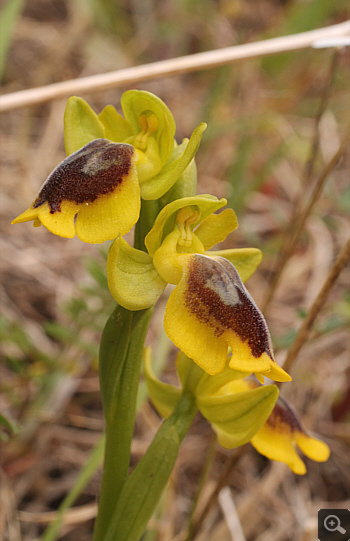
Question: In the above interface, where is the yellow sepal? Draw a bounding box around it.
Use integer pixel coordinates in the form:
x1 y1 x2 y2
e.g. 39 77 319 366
107 237 166 310
64 96 105 156
198 384 279 448
209 248 262 283
144 348 181 419
98 105 133 142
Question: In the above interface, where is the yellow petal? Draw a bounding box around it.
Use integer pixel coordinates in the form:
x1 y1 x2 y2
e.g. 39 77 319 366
295 433 330 463
121 90 176 165
74 168 140 243
195 209 238 250
164 270 228 375
140 123 206 200
251 424 307 475
37 200 77 238
12 206 42 225
12 201 77 238
107 237 166 310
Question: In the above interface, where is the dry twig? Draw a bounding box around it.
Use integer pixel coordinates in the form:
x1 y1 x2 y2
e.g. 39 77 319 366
0 22 349 112
282 237 350 375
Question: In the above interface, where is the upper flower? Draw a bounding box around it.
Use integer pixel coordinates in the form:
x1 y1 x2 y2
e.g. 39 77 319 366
64 90 206 200
144 351 330 475
12 90 206 243
107 195 291 382
12 139 140 243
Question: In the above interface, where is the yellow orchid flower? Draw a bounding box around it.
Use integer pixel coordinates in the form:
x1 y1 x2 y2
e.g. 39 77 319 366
12 91 206 243
144 351 330 474
108 195 290 381
65 91 206 200
12 139 140 244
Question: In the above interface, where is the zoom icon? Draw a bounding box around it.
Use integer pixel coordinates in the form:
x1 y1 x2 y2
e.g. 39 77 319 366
318 509 349 541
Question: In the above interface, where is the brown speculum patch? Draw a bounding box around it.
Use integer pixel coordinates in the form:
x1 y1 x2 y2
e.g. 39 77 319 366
33 139 134 213
266 396 303 432
185 255 273 360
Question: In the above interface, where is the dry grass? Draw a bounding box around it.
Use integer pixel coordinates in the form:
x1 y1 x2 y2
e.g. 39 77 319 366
0 1 349 540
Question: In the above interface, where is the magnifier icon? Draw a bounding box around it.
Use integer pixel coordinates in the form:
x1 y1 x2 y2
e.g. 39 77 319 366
324 515 346 534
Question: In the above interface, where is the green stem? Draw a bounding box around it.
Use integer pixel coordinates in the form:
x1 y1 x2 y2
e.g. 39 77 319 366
134 198 161 251
93 306 152 541
105 390 197 541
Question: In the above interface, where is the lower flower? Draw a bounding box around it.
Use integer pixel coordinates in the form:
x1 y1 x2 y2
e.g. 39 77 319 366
250 394 330 475
144 351 330 475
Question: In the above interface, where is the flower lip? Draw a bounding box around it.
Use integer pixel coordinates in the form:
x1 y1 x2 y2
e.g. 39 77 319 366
33 139 134 213
185 254 274 360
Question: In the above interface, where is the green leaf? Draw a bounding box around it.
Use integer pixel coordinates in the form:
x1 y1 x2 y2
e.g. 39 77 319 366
94 306 153 541
104 391 197 541
107 237 166 311
64 96 105 155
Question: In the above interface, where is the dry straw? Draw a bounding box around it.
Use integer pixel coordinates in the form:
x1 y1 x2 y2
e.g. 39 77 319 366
0 21 349 112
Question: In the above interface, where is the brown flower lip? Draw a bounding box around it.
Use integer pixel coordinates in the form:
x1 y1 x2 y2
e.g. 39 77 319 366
185 255 274 360
33 139 134 213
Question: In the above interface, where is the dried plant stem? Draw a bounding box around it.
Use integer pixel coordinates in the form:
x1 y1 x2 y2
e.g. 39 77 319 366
262 51 340 314
187 446 248 541
262 129 350 312
0 22 349 112
303 49 340 183
282 237 350 375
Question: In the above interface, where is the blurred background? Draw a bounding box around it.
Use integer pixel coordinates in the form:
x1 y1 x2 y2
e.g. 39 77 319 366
0 1 349 540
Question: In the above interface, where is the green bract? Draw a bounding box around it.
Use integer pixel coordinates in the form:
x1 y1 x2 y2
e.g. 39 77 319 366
63 90 206 200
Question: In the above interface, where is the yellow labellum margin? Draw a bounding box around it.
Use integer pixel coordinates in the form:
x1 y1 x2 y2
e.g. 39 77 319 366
251 395 330 475
164 253 291 381
12 140 140 244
